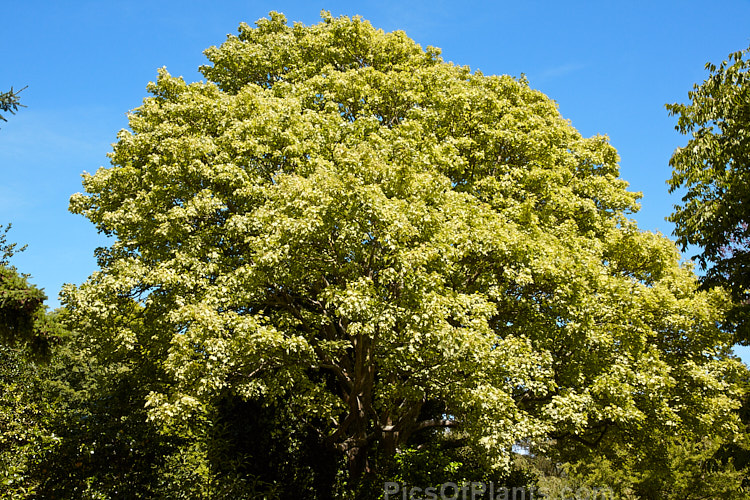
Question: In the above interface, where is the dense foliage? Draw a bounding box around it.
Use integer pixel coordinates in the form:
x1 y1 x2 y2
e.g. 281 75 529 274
1 13 748 499
59 12 748 496
667 44 750 342
0 224 63 358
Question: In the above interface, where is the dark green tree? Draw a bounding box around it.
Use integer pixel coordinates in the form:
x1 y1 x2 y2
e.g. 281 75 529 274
0 225 61 497
0 86 25 124
667 44 750 342
0 224 64 358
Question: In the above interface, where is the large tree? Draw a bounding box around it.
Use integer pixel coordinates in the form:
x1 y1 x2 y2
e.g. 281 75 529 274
667 44 750 342
65 12 744 488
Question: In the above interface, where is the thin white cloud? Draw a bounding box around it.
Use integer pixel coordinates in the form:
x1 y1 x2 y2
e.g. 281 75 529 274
536 62 587 80
0 108 116 164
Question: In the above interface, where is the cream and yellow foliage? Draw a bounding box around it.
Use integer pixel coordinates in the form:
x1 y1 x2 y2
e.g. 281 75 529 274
64 12 744 476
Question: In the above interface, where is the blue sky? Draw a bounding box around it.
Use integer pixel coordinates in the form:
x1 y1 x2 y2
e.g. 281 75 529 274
2 1 750 359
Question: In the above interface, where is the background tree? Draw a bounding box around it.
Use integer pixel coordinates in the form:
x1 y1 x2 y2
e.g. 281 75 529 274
0 224 64 357
65 12 746 494
0 86 25 124
0 225 62 497
667 44 750 342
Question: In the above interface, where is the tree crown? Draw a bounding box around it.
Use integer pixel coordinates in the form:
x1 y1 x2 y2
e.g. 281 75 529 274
66 12 745 482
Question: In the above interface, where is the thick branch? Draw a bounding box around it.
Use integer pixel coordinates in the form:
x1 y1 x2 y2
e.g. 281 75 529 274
550 420 612 449
413 418 460 432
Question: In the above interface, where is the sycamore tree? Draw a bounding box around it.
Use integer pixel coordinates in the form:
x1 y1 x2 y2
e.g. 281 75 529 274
64 12 745 486
667 44 750 342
